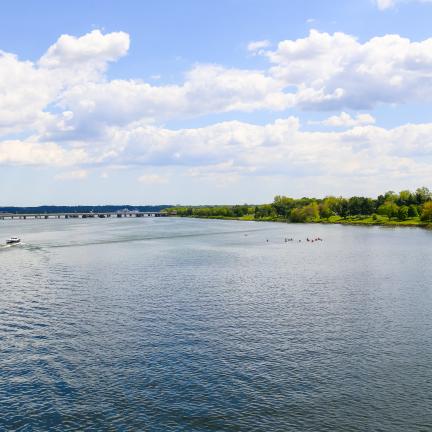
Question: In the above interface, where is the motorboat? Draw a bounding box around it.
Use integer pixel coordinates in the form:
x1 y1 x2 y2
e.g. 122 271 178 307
6 237 21 245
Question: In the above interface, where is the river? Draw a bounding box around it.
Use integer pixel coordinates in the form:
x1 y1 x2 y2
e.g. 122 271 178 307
1 217 431 431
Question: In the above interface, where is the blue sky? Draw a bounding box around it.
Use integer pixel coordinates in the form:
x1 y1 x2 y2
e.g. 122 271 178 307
1 0 432 205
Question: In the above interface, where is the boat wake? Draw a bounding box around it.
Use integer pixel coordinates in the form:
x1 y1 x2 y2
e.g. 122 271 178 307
0 242 25 251
47 228 263 249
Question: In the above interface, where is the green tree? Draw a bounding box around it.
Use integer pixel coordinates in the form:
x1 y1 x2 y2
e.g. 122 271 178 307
384 191 398 202
254 204 275 219
319 200 333 219
302 201 320 221
398 190 415 206
290 202 319 222
290 207 307 222
376 194 386 208
408 204 419 218
329 197 349 218
232 205 249 217
272 196 295 218
420 201 432 222
416 187 432 204
377 201 399 219
397 206 409 221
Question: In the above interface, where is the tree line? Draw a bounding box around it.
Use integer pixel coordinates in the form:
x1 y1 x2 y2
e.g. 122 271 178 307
170 187 432 223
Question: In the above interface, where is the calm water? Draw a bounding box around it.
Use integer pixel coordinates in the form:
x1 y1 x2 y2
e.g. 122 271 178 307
1 217 432 431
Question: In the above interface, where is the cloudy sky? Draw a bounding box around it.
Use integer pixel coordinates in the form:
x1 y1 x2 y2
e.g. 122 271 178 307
1 0 432 205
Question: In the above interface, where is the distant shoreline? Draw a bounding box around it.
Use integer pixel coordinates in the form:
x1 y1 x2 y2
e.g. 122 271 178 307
172 215 432 229
0 205 171 215
168 187 432 228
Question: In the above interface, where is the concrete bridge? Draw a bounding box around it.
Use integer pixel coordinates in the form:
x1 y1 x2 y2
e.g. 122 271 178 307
0 211 168 220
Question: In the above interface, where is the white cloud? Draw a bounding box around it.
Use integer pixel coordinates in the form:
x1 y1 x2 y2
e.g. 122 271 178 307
265 29 432 109
182 64 289 112
0 29 432 192
247 40 271 53
0 139 87 165
2 113 432 188
53 64 289 133
0 52 55 133
77 117 432 184
40 28 432 136
0 30 129 136
39 29 129 69
375 0 396 9
310 112 376 127
5 28 432 143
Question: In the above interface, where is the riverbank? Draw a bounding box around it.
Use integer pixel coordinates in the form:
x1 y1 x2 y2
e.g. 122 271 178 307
168 188 432 227
173 214 432 228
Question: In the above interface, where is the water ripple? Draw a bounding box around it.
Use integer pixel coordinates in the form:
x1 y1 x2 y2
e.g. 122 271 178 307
1 218 432 430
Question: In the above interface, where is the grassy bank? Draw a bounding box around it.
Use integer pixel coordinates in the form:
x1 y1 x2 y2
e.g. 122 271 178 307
320 215 430 228
173 214 432 228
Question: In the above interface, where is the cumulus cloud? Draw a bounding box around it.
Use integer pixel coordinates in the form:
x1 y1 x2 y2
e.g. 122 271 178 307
2 113 432 188
39 29 129 69
40 28 432 136
310 112 376 127
38 116 429 184
53 64 290 135
1 29 432 191
247 40 271 53
0 30 129 136
0 52 56 133
265 29 432 109
122 119 432 180
5 28 432 142
0 139 87 165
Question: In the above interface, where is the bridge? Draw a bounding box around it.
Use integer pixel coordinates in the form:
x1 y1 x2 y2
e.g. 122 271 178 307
0 211 168 220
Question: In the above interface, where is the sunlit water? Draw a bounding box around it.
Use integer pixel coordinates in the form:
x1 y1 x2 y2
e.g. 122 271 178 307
1 217 432 431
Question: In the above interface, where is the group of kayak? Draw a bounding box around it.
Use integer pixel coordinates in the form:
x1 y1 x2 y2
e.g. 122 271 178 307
306 237 323 242
263 237 324 243
285 237 323 243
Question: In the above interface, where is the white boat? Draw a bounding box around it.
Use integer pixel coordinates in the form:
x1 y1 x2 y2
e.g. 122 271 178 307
6 237 21 245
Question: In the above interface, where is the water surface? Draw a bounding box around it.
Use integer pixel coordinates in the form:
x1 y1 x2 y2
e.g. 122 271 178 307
1 217 432 431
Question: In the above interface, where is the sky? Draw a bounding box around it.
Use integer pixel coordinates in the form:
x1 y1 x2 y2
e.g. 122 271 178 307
1 0 432 205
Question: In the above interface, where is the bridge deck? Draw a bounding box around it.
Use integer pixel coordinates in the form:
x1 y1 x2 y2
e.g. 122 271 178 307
0 212 168 220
